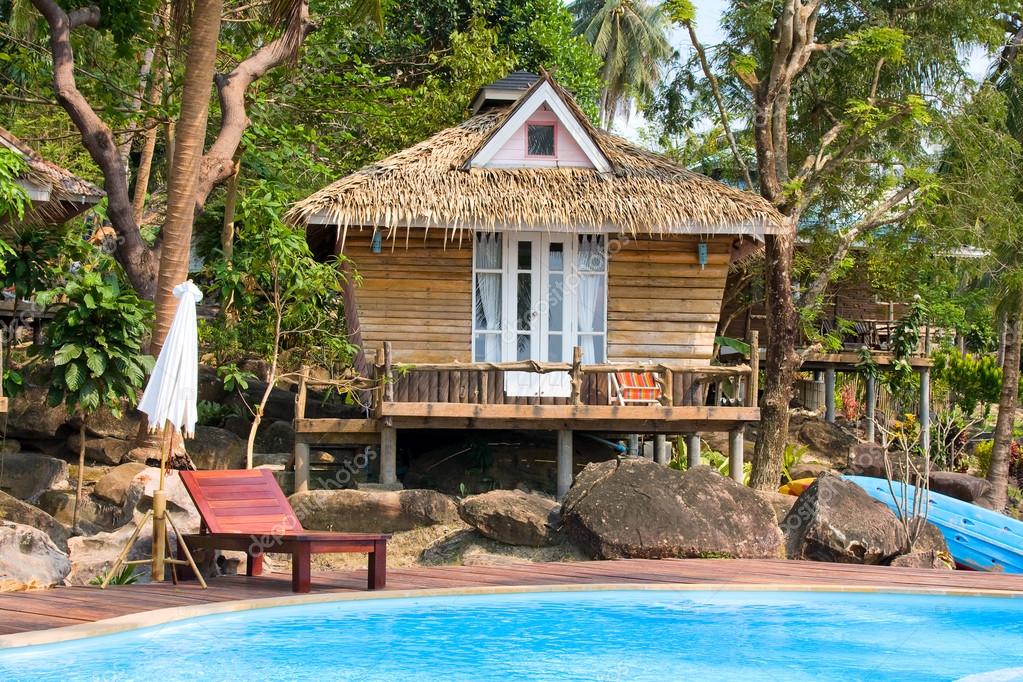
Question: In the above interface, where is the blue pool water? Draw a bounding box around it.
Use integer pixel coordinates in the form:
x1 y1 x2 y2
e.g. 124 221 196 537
1 589 1022 681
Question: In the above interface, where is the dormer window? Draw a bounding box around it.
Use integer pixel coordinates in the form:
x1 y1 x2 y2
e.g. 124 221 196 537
527 124 556 157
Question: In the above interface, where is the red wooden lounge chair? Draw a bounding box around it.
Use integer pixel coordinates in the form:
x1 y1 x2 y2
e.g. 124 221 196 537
178 469 389 593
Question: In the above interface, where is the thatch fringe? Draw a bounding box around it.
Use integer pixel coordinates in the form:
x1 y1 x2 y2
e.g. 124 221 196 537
287 83 782 238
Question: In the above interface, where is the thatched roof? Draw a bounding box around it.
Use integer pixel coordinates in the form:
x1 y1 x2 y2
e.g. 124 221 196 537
0 126 104 224
288 75 782 243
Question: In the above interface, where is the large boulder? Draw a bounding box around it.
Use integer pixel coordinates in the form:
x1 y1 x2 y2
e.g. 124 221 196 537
561 459 784 560
891 550 954 570
928 471 992 504
72 405 143 440
36 490 131 534
5 386 69 441
289 489 460 533
758 490 797 524
66 517 154 585
0 452 69 502
131 468 201 530
0 521 71 590
782 473 937 564
255 420 295 454
65 433 132 466
184 426 247 470
789 414 859 469
0 490 70 551
94 463 149 506
459 490 559 547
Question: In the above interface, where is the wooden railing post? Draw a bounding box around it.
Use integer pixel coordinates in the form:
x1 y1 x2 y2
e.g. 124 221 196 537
570 346 583 405
295 365 309 421
293 365 310 493
658 366 673 407
373 347 384 416
383 342 394 403
747 330 760 407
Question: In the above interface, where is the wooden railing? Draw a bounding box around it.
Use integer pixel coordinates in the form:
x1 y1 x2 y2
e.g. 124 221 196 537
369 342 757 411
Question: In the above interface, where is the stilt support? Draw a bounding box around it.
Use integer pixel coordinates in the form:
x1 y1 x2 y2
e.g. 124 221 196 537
865 374 877 444
686 434 701 469
294 441 310 493
557 430 573 501
653 434 668 465
824 368 836 423
380 426 398 485
728 427 745 484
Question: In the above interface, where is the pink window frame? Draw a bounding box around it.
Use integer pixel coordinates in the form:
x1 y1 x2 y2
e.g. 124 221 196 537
525 122 558 158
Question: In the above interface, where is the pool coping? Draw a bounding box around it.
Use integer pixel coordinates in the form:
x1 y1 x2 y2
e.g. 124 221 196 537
2 580 1022 650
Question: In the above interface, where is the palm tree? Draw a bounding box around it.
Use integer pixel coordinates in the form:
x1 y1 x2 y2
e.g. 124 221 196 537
151 0 224 356
569 0 672 127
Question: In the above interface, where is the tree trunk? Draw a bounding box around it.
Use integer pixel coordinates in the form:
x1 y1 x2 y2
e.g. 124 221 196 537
984 306 1021 511
131 56 167 225
221 156 241 261
748 224 802 490
150 0 223 355
72 420 85 534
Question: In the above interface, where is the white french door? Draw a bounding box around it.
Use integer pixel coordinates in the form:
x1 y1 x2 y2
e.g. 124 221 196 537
473 231 606 396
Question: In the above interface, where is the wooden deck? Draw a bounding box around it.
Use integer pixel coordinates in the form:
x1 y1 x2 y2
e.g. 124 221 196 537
3 559 1023 638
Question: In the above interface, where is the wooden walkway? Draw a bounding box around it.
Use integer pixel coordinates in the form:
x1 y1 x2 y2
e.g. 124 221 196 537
2 559 1023 637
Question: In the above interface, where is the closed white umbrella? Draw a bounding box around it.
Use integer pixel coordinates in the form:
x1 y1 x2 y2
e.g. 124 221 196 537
138 280 202 438
102 281 206 588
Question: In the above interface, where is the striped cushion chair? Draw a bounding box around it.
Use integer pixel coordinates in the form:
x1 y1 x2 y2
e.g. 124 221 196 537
611 371 662 405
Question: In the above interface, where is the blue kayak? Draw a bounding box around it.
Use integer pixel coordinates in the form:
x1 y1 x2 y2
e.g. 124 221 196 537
846 475 1023 574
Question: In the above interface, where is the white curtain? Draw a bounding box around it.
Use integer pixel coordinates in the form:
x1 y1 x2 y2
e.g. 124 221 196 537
476 234 502 361
576 235 603 363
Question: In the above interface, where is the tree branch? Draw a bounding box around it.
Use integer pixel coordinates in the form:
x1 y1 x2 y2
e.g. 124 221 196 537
797 183 919 308
196 0 316 206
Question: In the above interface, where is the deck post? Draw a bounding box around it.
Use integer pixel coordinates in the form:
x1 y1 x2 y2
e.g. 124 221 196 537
686 434 701 468
570 347 583 405
919 368 931 458
824 368 836 423
747 330 759 407
557 430 573 500
627 434 640 458
294 441 310 493
728 427 744 483
865 374 877 443
653 434 668 465
380 426 398 485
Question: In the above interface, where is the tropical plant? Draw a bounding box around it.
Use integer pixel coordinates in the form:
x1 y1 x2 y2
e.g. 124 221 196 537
89 565 140 586
35 270 153 533
781 443 808 484
569 0 672 126
0 146 29 226
932 349 1004 417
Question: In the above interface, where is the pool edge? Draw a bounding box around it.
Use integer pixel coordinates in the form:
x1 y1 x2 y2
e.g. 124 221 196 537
2 581 1022 650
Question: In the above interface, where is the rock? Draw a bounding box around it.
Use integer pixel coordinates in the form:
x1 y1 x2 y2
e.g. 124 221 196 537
5 386 69 441
198 365 228 403
561 459 784 560
0 452 69 502
0 490 70 550
131 468 201 530
314 451 335 464
94 463 149 506
0 440 20 454
788 462 834 481
36 490 132 535
890 550 954 570
252 452 291 468
790 415 859 469
0 521 71 590
185 426 247 470
66 433 132 466
225 381 295 423
845 442 888 478
66 517 154 585
758 490 797 525
221 414 252 440
928 471 992 504
72 405 143 440
783 473 917 564
459 490 559 547
289 489 460 533
255 421 295 454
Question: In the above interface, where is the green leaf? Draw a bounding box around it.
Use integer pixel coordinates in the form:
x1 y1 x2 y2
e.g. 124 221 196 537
85 349 107 376
53 343 83 366
64 362 84 391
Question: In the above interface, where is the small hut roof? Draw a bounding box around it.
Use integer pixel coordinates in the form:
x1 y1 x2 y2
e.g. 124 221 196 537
0 127 104 201
288 75 781 241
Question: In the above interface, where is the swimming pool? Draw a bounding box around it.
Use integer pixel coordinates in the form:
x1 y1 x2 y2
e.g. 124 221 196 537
1 588 1021 681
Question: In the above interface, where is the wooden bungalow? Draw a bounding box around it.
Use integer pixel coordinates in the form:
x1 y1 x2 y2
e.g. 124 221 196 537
288 72 783 497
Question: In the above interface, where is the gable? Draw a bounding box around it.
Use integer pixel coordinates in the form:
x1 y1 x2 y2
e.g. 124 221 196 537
484 106 595 169
466 79 611 172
